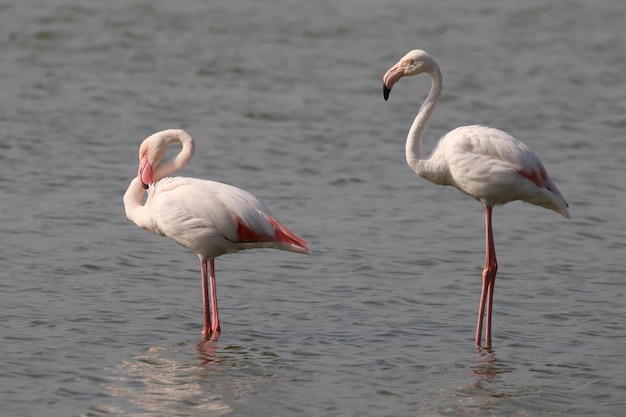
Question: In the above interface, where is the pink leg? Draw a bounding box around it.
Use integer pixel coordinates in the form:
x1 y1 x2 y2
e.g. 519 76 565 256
475 205 498 347
476 274 488 346
200 258 211 335
208 259 220 334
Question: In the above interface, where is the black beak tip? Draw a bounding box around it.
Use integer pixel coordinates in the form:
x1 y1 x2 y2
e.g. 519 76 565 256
383 84 391 101
142 182 149 190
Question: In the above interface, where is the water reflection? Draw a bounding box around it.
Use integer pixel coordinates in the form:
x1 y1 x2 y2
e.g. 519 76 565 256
471 346 514 386
94 337 291 416
422 348 519 416
100 345 232 417
196 338 223 366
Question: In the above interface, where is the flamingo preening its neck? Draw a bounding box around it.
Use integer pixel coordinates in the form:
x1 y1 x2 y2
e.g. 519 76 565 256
124 129 309 338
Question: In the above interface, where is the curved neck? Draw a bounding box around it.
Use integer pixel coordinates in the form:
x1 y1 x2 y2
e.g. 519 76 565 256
123 177 150 228
406 65 442 174
152 130 195 182
126 130 195 229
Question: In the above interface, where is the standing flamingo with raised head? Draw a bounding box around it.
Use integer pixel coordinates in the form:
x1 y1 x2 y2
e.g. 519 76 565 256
383 50 569 346
123 129 309 337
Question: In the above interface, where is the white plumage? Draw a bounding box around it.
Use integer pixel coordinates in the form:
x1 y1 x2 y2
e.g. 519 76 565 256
429 124 569 213
123 129 309 337
383 49 568 346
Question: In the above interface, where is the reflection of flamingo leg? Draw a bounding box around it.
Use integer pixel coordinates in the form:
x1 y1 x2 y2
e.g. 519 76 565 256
196 338 221 366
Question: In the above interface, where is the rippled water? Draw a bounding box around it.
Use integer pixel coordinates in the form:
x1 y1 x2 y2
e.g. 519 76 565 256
1 0 625 416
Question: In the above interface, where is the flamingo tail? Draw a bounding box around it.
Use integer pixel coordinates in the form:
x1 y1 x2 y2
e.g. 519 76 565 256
264 215 310 254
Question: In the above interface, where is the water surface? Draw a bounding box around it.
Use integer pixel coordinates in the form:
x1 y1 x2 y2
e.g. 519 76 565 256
1 0 625 416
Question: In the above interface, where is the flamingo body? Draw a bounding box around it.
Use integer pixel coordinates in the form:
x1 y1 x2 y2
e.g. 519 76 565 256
132 176 306 259
124 129 309 337
383 50 568 346
426 124 569 216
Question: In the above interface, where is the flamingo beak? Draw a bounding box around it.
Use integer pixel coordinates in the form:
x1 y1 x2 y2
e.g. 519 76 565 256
383 84 392 101
138 166 149 189
382 63 407 101
138 155 153 189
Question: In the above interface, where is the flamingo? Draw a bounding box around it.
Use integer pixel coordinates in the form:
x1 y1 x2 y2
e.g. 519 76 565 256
383 50 569 346
123 129 309 337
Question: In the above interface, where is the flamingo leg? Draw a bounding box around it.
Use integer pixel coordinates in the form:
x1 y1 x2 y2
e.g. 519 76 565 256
208 259 221 334
476 205 498 347
200 258 211 336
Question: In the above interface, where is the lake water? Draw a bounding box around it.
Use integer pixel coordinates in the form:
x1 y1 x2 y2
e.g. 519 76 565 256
1 0 625 416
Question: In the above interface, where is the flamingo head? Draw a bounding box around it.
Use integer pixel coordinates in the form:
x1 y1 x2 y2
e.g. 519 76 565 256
137 133 168 189
135 129 194 188
383 49 435 100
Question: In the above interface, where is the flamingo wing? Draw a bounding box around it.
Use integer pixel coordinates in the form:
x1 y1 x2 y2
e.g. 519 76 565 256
147 177 307 258
436 125 568 215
